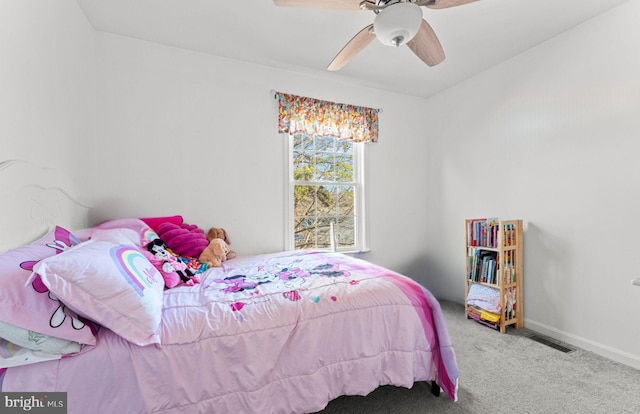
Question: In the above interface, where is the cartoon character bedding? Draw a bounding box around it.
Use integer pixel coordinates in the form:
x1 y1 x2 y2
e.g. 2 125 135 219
0 218 458 414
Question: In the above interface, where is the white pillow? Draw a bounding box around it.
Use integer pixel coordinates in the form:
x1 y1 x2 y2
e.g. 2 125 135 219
0 338 67 369
0 319 81 355
31 228 165 346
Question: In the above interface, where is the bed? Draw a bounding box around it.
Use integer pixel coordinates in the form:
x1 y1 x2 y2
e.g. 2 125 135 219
0 160 458 413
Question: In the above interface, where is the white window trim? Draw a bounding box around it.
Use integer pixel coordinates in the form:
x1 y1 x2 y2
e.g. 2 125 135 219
283 134 369 253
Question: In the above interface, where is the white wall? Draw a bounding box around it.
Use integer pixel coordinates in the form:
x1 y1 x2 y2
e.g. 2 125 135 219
422 1 640 368
0 0 95 183
89 32 430 275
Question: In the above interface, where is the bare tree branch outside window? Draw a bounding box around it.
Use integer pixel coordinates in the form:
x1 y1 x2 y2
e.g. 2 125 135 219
292 134 357 250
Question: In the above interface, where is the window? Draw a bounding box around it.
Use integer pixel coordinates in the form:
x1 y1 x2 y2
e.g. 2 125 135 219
274 91 377 253
285 133 367 252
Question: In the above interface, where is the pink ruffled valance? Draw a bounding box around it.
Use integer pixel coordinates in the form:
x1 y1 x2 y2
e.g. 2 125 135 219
275 92 379 143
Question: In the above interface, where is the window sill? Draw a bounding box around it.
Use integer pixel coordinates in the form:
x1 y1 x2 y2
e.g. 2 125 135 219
289 248 371 256
328 248 371 255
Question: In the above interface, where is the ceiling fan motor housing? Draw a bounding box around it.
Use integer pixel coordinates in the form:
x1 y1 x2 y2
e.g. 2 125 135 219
373 2 423 47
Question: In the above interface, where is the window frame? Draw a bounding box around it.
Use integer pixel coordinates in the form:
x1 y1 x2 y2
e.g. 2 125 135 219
284 133 368 253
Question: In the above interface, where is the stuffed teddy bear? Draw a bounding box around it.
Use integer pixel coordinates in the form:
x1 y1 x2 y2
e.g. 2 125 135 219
206 227 237 260
198 238 231 268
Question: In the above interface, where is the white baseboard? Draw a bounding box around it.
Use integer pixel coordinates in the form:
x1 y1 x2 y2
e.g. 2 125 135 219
524 318 640 371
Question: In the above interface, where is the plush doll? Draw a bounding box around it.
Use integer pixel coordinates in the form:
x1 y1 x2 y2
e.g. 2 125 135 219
206 227 237 260
144 238 199 288
199 238 231 268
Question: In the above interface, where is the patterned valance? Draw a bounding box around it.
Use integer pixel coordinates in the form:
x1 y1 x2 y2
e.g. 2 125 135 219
275 92 379 143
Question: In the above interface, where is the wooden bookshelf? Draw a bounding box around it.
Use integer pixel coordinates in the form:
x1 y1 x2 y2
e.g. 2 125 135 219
465 218 523 333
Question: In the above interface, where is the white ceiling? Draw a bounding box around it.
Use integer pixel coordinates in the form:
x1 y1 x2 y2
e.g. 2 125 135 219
76 0 630 99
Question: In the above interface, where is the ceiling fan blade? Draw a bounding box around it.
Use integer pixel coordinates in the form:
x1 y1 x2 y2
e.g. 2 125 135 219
426 0 479 9
273 0 366 10
327 24 375 71
407 19 445 67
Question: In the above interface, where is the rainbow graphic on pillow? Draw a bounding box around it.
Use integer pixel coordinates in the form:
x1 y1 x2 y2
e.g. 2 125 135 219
142 229 159 243
110 246 157 296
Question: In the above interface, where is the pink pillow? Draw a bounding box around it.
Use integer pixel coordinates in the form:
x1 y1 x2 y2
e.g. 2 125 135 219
32 228 165 346
0 226 97 347
139 215 183 234
157 222 209 257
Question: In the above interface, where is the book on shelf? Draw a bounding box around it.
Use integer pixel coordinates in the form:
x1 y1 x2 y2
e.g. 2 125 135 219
466 305 500 330
467 248 499 284
503 249 516 284
503 222 517 247
466 217 499 248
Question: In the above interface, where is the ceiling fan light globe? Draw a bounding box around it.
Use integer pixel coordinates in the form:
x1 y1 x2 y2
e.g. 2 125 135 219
373 2 423 47
391 35 404 47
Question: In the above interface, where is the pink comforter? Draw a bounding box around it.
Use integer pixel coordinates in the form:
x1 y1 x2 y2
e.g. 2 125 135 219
4 251 458 413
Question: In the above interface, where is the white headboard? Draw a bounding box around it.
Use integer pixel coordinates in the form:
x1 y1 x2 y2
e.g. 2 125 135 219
0 160 91 253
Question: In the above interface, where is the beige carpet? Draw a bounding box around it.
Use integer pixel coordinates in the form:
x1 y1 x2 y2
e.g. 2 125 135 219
317 301 640 414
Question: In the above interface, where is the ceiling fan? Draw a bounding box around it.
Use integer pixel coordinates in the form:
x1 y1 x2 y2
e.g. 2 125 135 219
273 0 478 71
